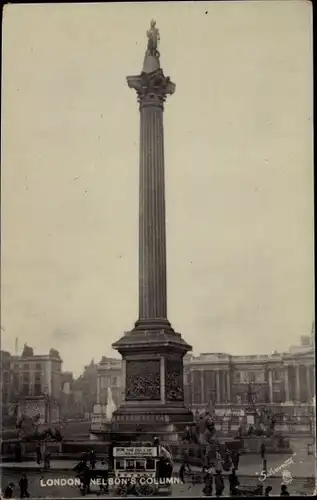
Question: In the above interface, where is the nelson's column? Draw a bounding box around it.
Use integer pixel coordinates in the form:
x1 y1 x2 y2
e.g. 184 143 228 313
112 21 192 432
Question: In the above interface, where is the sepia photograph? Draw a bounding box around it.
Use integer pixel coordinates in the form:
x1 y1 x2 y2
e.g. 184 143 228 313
1 1 315 497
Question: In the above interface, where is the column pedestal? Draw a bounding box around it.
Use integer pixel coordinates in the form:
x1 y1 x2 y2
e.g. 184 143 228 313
112 330 192 431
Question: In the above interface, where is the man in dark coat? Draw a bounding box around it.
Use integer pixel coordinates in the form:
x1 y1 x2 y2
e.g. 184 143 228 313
228 468 239 496
202 468 213 497
19 474 29 498
182 425 192 442
89 449 97 470
232 450 240 470
215 470 225 497
44 451 51 469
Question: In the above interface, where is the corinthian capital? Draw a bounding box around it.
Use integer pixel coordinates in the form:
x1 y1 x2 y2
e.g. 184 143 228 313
127 68 175 109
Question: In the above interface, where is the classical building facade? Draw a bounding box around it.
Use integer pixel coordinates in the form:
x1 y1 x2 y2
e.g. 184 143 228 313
96 336 314 410
184 346 314 409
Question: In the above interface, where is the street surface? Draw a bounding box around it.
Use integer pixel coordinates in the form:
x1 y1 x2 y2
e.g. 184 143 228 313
1 439 315 497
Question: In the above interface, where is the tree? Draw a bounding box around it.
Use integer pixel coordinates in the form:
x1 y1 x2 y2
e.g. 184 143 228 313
49 348 60 358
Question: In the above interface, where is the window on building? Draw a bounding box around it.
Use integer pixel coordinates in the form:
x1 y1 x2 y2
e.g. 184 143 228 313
13 373 20 390
35 363 42 370
34 384 41 396
111 376 117 386
23 372 30 382
23 364 29 370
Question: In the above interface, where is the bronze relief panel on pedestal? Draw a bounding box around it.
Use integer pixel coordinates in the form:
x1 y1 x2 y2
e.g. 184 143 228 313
125 360 161 400
165 358 184 401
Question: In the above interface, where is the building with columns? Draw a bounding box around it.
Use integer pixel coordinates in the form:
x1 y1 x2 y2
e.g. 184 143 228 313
185 337 315 409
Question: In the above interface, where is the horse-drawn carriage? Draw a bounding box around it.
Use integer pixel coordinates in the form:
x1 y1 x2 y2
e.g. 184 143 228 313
111 443 173 496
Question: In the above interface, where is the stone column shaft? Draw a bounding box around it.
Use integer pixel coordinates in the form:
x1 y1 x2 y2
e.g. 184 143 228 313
139 103 167 320
126 68 175 332
295 365 301 402
306 365 311 402
216 371 220 403
191 370 195 407
226 371 231 402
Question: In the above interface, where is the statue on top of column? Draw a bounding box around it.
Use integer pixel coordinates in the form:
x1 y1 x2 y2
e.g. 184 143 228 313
146 20 160 59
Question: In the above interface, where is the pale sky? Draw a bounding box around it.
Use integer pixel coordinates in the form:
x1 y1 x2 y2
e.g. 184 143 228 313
1 1 314 376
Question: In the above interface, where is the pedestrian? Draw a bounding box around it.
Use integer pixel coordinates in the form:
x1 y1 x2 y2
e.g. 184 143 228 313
3 483 15 498
89 449 97 470
44 451 51 469
35 442 42 464
82 464 91 495
260 443 266 460
232 450 240 470
265 485 273 496
223 448 232 472
179 463 186 483
191 424 198 444
215 449 222 471
280 484 289 496
19 474 29 498
153 436 160 446
183 447 192 472
99 459 109 494
228 468 239 496
202 468 213 496
15 443 22 462
183 425 192 443
215 469 224 497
